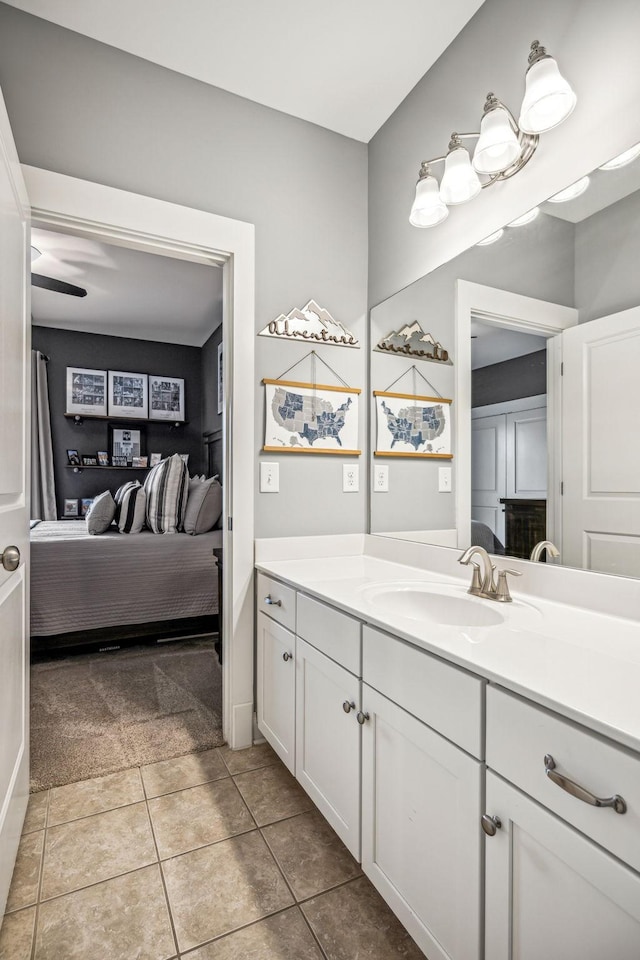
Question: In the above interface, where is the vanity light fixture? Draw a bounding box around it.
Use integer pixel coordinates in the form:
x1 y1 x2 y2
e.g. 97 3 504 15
598 142 640 171
547 176 590 202
476 229 504 246
409 40 576 228
508 207 540 227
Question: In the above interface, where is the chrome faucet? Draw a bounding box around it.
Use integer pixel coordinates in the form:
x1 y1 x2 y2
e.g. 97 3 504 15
458 545 522 602
530 540 560 562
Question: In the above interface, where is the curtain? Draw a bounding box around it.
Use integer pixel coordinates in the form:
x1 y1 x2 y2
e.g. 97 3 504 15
31 350 57 520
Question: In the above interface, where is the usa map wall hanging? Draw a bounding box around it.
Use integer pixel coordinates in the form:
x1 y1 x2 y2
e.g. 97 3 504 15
259 300 359 348
263 379 360 455
374 390 452 458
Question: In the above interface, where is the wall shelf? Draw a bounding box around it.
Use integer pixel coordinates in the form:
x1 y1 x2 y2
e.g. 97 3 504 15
65 414 187 425
66 465 150 474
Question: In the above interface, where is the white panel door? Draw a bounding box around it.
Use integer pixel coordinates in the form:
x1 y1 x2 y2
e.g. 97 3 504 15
485 772 640 960
562 307 640 575
361 684 483 960
506 405 547 498
256 612 296 773
0 88 30 916
295 637 361 858
471 413 506 543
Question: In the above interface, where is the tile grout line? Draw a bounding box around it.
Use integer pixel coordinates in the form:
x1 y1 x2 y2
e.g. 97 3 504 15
29 788 51 960
177 903 323 958
143 796 181 960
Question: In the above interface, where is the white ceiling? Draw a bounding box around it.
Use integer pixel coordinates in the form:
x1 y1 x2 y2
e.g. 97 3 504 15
471 319 547 370
3 0 485 142
31 227 223 346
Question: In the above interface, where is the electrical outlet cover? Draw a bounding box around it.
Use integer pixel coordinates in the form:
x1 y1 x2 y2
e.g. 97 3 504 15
342 463 359 492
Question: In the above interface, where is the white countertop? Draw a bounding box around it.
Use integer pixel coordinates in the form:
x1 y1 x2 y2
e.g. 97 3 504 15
256 554 640 754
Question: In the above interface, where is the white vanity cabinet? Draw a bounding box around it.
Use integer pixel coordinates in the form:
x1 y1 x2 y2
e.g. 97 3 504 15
256 611 296 773
360 626 484 960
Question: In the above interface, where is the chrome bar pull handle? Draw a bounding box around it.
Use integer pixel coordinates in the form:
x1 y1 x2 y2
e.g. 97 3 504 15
282 652 293 662
544 755 627 814
264 595 282 607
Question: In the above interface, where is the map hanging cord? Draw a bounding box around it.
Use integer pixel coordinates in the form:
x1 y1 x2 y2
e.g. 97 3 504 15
275 349 350 388
383 364 443 398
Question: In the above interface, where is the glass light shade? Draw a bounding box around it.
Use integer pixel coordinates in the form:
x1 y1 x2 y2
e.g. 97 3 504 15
440 146 482 205
30 245 42 261
508 207 540 227
473 107 522 174
409 175 449 227
518 57 576 134
476 229 504 246
599 143 640 171
547 176 590 203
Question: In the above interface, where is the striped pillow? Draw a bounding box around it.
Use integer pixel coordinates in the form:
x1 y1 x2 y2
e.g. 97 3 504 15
114 481 146 534
144 453 189 534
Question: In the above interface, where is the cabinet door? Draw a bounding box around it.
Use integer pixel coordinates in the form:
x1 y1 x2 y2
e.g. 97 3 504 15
295 637 361 859
485 772 640 960
361 685 482 960
256 612 296 773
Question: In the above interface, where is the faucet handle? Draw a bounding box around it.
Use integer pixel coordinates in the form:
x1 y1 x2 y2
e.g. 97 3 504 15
494 568 522 602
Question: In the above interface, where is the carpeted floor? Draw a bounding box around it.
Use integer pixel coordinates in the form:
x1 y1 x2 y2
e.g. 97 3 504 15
30 638 224 792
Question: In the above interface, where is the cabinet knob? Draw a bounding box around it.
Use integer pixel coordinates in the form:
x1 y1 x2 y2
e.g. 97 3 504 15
282 652 292 662
1 545 20 572
481 814 502 837
356 711 370 725
264 595 282 607
342 700 355 714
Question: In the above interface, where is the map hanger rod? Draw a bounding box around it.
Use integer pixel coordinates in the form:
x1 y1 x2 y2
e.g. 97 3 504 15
276 349 350 389
383 364 443 398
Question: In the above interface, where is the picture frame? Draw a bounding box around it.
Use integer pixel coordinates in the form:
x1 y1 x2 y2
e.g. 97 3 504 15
81 455 98 466
262 379 361 455
148 374 185 422
373 390 453 459
66 367 107 418
150 452 162 467
217 343 223 415
108 370 148 419
109 425 145 464
80 498 94 517
66 449 81 466
132 455 148 469
97 451 109 466
63 499 79 518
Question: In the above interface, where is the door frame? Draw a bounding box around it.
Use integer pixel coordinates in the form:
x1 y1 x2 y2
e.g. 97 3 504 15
23 165 256 749
455 280 577 551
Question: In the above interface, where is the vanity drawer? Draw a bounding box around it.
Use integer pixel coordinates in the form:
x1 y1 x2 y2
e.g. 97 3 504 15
487 686 640 872
363 626 484 758
256 572 296 632
296 593 361 676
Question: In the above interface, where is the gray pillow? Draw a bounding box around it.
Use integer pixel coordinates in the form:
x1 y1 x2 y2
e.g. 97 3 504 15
183 477 222 535
86 490 116 535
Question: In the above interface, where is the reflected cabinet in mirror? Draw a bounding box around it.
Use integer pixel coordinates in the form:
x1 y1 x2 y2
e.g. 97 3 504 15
369 138 640 579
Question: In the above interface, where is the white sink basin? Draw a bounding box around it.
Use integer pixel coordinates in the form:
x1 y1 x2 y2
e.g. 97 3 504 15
359 581 506 627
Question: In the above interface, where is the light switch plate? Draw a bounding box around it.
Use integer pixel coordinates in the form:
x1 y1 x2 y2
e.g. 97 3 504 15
374 465 389 492
438 466 452 493
260 461 279 493
343 464 359 493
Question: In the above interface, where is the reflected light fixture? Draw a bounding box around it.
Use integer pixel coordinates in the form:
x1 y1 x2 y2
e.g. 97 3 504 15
547 176 590 202
30 245 42 261
598 143 640 171
476 229 504 246
508 207 540 227
409 40 576 228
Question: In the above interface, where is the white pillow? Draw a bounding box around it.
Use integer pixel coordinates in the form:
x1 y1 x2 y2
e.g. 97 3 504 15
86 490 116 535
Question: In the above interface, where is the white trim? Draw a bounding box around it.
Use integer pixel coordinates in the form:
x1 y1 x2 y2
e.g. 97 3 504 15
455 280 577 551
23 165 256 749
471 394 547 420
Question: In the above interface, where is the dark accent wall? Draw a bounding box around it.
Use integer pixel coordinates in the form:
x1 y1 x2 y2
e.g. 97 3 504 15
472 350 547 409
201 324 224 480
33 325 204 517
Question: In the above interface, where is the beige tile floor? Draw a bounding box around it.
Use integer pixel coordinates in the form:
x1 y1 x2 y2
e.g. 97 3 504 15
0 743 424 960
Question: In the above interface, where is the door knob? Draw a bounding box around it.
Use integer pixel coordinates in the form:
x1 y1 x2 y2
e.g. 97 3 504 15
481 814 502 837
1 545 20 572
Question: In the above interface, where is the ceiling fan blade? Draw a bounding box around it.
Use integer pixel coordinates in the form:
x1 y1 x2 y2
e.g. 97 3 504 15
31 273 87 298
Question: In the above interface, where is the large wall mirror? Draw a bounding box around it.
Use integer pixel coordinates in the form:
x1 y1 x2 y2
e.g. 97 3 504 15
369 137 640 579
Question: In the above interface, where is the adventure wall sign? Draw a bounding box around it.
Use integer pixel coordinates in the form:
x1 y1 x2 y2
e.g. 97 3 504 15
259 300 359 348
375 322 451 364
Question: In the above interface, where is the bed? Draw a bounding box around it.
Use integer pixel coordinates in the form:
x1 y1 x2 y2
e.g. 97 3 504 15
30 520 222 654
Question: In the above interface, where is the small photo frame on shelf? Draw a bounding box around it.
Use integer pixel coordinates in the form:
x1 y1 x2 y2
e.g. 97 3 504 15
66 449 81 466
80 498 94 517
109 426 145 464
63 499 79 518
97 451 109 466
148 375 185 422
111 456 128 467
132 456 148 469
150 453 162 467
108 370 148 419
81 455 98 466
66 367 107 418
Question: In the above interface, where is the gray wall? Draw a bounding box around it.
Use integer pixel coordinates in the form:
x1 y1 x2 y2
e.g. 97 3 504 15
368 0 640 309
0 3 368 538
575 188 640 324
472 351 547 408
32 325 204 517
370 213 573 533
